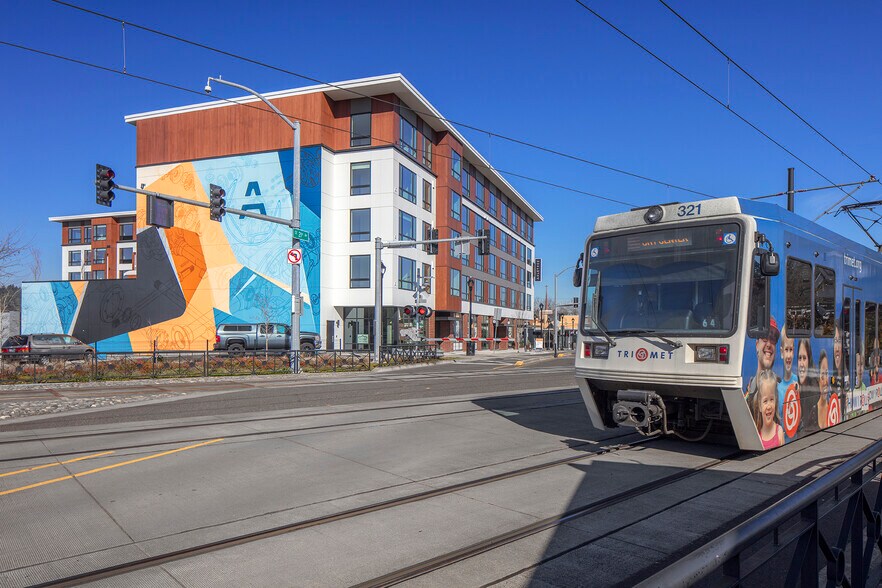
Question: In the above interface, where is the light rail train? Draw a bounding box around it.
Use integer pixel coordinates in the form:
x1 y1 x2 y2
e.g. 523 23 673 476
573 197 879 450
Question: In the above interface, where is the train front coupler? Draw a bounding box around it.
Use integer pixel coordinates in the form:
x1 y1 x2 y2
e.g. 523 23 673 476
611 390 670 436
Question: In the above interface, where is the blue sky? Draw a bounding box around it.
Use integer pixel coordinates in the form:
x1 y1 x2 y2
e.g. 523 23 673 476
2 0 881 304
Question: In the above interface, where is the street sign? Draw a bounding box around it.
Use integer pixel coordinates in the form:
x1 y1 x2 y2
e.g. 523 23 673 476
292 228 310 242
287 248 302 265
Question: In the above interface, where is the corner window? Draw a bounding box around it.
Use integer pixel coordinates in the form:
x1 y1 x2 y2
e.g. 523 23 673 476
785 258 812 336
350 209 371 242
451 150 462 181
350 255 370 288
399 257 416 290
399 165 417 203
351 162 371 195
451 191 461 221
351 98 371 147
399 110 417 158
399 211 416 241
450 268 461 297
119 223 133 240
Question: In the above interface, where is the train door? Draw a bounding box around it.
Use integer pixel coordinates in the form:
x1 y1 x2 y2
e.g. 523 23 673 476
842 287 862 416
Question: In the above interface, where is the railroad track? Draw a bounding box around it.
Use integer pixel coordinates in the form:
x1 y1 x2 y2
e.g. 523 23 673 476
0 389 582 463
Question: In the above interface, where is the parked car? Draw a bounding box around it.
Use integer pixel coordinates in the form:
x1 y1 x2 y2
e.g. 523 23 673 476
1 334 96 362
214 324 322 353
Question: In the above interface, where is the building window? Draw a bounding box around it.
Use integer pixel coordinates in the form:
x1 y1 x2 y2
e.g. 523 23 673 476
68 250 81 266
462 209 470 233
399 257 416 290
451 150 462 181
422 263 432 293
399 211 416 241
69 272 81 280
351 162 371 195
422 180 432 212
83 249 92 265
476 177 485 207
451 190 461 221
399 165 417 203
83 226 92 244
500 232 507 254
450 229 461 258
120 247 134 264
500 286 508 308
520 267 525 285
82 271 91 280
475 250 484 272
489 225 497 247
119 223 134 240
399 111 418 158
350 255 371 288
527 271 532 287
489 191 497 216
351 98 371 147
93 270 106 280
94 248 107 264
350 208 371 242
462 167 471 199
94 224 107 241
526 293 532 312
118 270 128 279
450 268 461 297
488 283 496 305
500 259 508 280
68 227 82 244
462 243 470 267
489 254 497 275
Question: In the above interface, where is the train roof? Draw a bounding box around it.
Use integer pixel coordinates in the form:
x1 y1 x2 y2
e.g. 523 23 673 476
593 196 878 259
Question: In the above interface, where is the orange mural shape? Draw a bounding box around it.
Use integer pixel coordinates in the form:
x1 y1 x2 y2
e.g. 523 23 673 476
165 227 206 305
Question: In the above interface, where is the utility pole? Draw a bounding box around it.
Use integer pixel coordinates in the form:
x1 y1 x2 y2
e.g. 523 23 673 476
467 278 475 356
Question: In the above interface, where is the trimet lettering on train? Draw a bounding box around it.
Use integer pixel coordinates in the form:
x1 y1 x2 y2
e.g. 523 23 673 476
616 349 674 360
844 253 862 273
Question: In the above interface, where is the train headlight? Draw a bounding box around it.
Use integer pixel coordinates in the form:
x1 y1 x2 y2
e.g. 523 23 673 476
695 345 718 362
592 343 610 359
644 205 664 224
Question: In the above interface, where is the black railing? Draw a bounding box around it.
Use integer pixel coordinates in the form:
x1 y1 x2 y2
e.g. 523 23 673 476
378 344 440 366
639 438 882 588
0 348 393 384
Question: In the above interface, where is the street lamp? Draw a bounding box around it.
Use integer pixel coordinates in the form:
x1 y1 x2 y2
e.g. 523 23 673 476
538 303 545 350
205 76 302 370
467 278 475 356
553 265 576 358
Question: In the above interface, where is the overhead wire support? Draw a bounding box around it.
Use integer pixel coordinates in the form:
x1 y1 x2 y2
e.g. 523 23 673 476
46 0 717 199
748 179 874 201
658 0 880 184
571 0 866 209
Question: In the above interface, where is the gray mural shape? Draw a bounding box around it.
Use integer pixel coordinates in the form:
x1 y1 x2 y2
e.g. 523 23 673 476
72 227 186 343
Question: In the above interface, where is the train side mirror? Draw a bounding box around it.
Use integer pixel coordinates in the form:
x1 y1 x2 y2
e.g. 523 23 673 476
761 251 780 276
572 253 584 288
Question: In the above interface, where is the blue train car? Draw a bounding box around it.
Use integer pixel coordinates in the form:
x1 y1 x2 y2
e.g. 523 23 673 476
573 197 880 450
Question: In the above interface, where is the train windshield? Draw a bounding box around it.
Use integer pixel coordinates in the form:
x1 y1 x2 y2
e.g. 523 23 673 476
582 222 741 336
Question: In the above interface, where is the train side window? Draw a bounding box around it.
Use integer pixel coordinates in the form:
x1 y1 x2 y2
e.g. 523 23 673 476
813 265 835 337
785 258 812 337
747 256 770 338
865 302 876 372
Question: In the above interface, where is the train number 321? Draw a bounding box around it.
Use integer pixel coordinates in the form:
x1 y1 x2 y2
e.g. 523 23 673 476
677 204 702 217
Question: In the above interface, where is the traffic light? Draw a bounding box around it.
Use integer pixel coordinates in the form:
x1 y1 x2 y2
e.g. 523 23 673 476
209 184 226 222
427 228 439 255
476 229 490 255
534 258 542 282
95 164 116 207
417 305 433 318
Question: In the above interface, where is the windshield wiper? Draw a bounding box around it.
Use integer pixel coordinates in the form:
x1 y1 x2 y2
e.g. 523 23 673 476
591 318 616 348
612 329 683 349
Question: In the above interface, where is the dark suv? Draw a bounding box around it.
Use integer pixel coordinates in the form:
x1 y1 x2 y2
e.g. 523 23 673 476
214 324 322 353
1 334 96 362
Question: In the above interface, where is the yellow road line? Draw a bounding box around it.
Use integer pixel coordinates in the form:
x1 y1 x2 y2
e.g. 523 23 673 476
0 438 223 497
0 451 115 478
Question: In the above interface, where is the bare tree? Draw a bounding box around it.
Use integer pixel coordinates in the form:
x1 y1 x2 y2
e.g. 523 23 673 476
30 247 42 281
254 289 275 356
0 231 28 284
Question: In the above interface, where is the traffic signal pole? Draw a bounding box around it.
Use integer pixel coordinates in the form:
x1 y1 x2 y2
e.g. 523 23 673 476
373 233 488 360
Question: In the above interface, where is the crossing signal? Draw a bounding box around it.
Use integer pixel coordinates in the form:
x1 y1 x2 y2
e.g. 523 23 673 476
427 228 439 255
403 305 415 317
209 184 226 222
95 164 116 207
476 229 490 255
417 305 433 318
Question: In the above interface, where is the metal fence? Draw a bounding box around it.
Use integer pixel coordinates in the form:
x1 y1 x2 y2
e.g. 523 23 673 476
0 345 439 385
639 437 882 588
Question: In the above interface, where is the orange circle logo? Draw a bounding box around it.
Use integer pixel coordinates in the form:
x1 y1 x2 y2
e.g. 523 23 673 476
828 394 841 426
635 348 648 361
783 384 801 437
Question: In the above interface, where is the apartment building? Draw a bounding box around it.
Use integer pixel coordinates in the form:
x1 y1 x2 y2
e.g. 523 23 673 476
50 211 137 280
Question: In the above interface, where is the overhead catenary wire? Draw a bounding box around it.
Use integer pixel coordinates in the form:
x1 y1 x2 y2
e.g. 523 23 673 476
46 0 715 200
748 180 871 201
658 0 880 184
571 0 867 211
0 39 637 211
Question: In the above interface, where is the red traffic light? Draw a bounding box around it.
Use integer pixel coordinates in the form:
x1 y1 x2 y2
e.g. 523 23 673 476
416 305 433 318
403 305 415 316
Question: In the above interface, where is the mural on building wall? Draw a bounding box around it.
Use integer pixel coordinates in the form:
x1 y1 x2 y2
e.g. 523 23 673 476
21 147 322 352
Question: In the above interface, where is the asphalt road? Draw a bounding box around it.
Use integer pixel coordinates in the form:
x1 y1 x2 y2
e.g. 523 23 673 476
0 354 577 431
